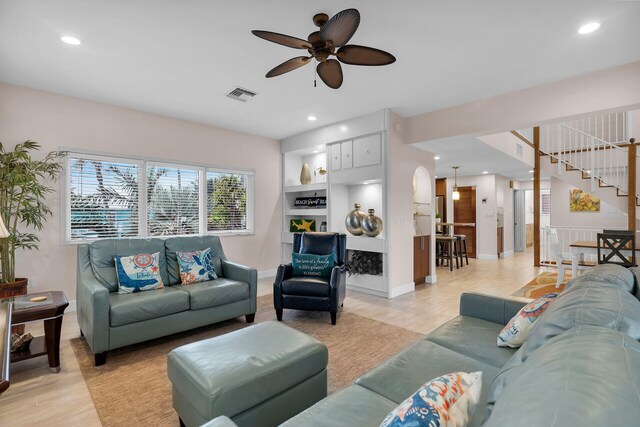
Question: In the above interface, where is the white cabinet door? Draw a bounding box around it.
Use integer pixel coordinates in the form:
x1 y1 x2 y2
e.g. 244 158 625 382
353 134 381 168
341 140 353 169
330 143 341 171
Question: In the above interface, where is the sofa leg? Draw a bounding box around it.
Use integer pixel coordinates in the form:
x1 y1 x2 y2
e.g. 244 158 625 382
245 313 256 323
179 417 186 427
276 309 283 321
94 352 107 366
331 312 337 325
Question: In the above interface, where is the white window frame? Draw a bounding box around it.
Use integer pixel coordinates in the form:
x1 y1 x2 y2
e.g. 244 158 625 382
205 167 254 236
62 149 255 244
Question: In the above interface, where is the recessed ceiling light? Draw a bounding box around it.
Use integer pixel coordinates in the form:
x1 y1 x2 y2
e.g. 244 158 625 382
528 170 534 173
312 150 319 154
307 115 317 121
339 125 348 132
61 36 81 45
482 171 488 174
434 155 440 160
578 22 600 35
435 176 438 178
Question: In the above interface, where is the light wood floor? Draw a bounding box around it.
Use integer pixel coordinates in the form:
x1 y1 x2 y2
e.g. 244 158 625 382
0 249 540 427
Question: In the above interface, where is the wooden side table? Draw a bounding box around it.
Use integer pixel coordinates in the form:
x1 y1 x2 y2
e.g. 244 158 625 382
10 291 68 373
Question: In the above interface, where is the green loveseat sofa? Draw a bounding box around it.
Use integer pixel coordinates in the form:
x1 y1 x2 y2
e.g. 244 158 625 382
203 264 640 426
76 236 257 365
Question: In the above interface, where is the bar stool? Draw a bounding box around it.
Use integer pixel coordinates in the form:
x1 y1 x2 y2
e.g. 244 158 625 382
436 236 459 271
454 234 469 266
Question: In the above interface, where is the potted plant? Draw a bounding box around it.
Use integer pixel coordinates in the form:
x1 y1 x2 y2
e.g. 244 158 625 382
435 213 442 224
0 140 62 297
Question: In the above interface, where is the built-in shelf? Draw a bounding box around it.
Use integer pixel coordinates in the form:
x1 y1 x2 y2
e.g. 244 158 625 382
286 208 328 216
345 235 388 253
284 183 327 193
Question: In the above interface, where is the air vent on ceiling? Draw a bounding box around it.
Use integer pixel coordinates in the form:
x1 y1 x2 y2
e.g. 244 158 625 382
516 144 523 158
226 87 257 103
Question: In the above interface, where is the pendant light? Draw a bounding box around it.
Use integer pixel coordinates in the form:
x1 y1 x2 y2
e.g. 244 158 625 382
452 166 460 201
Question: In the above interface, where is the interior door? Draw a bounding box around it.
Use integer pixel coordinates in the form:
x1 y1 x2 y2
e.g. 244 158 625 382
453 186 476 258
514 190 525 252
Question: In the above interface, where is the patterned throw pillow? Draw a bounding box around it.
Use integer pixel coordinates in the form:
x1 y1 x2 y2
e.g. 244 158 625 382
497 293 558 348
176 248 218 285
292 253 334 278
114 252 164 294
380 372 483 427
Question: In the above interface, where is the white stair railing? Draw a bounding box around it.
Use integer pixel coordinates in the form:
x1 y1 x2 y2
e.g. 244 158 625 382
540 111 630 194
539 226 626 266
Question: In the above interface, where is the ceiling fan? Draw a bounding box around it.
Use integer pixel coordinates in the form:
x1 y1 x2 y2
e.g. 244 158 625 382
252 8 396 89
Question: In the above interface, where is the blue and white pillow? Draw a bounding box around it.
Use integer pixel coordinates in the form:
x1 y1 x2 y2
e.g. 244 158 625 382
114 252 164 294
497 293 558 348
177 248 218 285
380 372 483 427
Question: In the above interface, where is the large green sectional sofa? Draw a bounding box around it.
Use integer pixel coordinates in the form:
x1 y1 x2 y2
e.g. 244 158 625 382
204 264 640 427
76 236 257 365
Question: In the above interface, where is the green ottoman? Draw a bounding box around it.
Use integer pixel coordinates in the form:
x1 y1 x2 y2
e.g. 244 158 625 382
168 321 328 427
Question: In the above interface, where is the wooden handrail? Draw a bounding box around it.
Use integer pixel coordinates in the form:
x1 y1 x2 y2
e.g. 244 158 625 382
510 130 535 148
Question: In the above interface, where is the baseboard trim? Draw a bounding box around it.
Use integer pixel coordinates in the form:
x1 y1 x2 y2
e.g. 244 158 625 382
477 254 499 260
388 282 415 299
425 275 437 284
346 284 388 299
500 250 514 258
258 269 277 279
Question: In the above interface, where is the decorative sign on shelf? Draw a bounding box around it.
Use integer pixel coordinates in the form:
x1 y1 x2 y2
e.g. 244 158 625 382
294 196 327 208
290 219 316 233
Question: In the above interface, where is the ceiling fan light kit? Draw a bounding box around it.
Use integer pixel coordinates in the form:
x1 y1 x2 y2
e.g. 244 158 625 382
252 8 396 89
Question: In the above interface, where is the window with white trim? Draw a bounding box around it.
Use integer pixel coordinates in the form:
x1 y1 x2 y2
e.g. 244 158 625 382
147 164 200 236
207 171 249 232
541 191 551 215
68 155 141 240
65 152 253 243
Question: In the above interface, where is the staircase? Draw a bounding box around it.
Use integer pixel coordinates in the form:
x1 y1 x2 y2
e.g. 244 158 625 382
538 111 638 218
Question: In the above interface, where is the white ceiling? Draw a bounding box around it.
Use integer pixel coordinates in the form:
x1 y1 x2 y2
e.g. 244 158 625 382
1 1 639 140
418 135 542 182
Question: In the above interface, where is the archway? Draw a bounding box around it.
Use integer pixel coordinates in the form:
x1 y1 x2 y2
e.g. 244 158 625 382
413 166 435 284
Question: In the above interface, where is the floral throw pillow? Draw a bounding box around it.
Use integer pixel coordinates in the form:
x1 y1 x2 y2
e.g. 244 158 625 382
497 292 558 348
380 372 483 427
176 248 218 285
114 252 164 294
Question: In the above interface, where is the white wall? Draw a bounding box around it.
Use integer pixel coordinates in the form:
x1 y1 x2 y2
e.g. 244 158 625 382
524 191 534 224
388 112 437 288
407 61 640 143
0 83 282 302
549 177 626 228
448 174 498 258
476 132 534 167
495 175 514 255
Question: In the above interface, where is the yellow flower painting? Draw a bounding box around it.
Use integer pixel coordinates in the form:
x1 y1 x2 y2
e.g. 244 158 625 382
569 189 600 212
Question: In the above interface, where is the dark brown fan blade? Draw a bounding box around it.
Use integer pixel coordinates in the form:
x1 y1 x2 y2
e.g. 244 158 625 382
252 30 312 49
317 59 343 89
337 45 396 66
319 8 360 47
266 56 312 78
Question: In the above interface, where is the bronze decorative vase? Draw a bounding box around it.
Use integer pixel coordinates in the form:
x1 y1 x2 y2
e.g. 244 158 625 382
345 203 367 236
